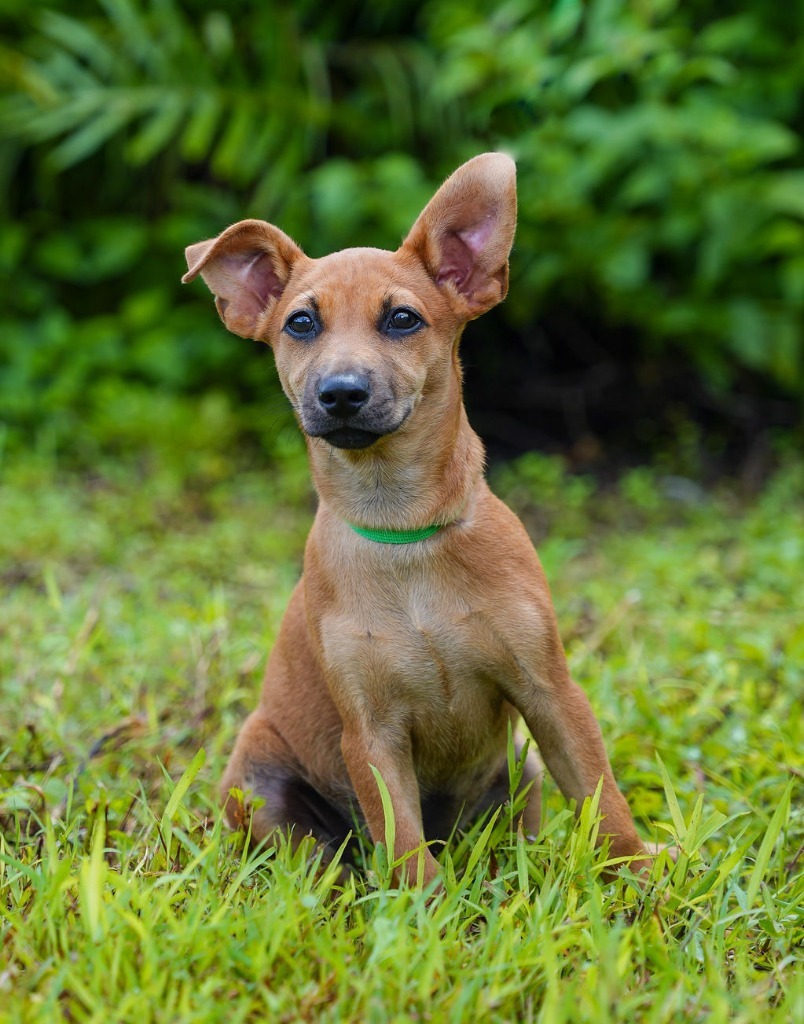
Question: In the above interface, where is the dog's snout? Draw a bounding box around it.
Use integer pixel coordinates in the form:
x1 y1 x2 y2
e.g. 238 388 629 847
317 374 370 419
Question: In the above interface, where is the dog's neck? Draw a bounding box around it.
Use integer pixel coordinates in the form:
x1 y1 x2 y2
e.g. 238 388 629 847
306 402 485 531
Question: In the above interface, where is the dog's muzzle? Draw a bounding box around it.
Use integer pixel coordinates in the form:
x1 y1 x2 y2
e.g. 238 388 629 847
300 371 405 450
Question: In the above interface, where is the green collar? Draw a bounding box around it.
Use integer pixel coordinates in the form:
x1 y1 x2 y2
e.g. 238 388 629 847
347 521 444 545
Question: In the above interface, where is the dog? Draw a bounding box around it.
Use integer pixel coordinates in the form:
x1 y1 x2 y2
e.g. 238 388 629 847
183 153 650 885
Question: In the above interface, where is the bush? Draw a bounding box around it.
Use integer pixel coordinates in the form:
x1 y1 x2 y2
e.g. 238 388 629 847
1 0 802 460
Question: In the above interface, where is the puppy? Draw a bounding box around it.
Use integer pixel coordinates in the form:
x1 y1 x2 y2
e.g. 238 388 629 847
183 153 649 885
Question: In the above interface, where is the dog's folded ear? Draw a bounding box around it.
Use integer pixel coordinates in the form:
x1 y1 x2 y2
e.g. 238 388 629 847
401 153 517 320
182 220 305 339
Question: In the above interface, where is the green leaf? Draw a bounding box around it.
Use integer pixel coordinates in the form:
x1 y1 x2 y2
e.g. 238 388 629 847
49 106 135 169
79 805 107 942
745 781 792 908
164 748 206 823
38 11 119 79
181 92 222 162
127 95 187 164
369 763 396 873
656 754 686 840
462 808 500 883
211 103 257 180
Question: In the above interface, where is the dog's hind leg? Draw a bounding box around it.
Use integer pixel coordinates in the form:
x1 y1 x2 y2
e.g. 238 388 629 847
221 710 355 861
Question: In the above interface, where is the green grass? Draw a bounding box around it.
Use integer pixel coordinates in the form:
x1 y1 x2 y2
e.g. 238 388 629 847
1 439 802 1023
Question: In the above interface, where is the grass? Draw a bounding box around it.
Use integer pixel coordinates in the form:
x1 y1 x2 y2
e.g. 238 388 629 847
1 434 802 1023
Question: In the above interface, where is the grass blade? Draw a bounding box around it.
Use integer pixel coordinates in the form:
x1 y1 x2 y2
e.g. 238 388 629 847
746 780 792 907
164 748 206 822
369 764 396 879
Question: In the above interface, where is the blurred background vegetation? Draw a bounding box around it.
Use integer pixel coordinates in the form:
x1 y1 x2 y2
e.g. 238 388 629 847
1 0 803 473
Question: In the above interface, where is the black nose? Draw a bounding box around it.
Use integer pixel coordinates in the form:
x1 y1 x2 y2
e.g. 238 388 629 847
317 374 370 419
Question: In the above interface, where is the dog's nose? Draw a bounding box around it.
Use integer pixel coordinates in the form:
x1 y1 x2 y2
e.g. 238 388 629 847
317 374 370 419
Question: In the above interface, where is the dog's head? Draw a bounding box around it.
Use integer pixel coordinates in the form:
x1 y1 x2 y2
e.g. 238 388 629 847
183 154 516 452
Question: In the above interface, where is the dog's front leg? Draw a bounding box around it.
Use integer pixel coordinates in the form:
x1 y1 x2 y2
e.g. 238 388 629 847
504 631 650 875
340 724 440 887
522 680 649 871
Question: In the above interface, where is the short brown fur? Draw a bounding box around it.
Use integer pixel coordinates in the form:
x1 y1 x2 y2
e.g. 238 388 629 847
183 154 649 885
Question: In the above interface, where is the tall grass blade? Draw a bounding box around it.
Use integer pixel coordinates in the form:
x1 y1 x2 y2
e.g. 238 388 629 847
164 748 206 822
746 780 792 908
369 764 396 878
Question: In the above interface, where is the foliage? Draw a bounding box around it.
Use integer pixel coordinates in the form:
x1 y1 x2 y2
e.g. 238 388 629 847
1 445 802 1020
1 0 803 462
3 4 802 1011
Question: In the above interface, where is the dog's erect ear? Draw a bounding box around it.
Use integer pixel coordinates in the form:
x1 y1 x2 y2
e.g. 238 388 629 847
182 219 305 339
401 153 517 319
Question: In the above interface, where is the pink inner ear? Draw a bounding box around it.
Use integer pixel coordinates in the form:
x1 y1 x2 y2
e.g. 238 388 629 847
458 215 496 255
226 250 286 309
435 215 495 293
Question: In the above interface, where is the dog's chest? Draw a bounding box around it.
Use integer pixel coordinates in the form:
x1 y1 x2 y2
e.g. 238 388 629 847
316 567 545 733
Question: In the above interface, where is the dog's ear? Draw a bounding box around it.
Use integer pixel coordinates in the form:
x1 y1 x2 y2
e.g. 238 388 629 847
401 153 517 319
182 219 305 339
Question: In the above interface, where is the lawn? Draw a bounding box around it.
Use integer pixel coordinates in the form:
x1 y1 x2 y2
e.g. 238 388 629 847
1 436 802 1023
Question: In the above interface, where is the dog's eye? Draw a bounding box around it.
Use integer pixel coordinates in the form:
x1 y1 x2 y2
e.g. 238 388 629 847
385 307 424 336
284 311 318 339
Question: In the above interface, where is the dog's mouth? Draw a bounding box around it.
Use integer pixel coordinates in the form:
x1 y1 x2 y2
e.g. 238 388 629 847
306 405 414 451
321 427 382 450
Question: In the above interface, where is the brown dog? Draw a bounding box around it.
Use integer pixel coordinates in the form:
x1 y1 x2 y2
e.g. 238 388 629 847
183 153 649 885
